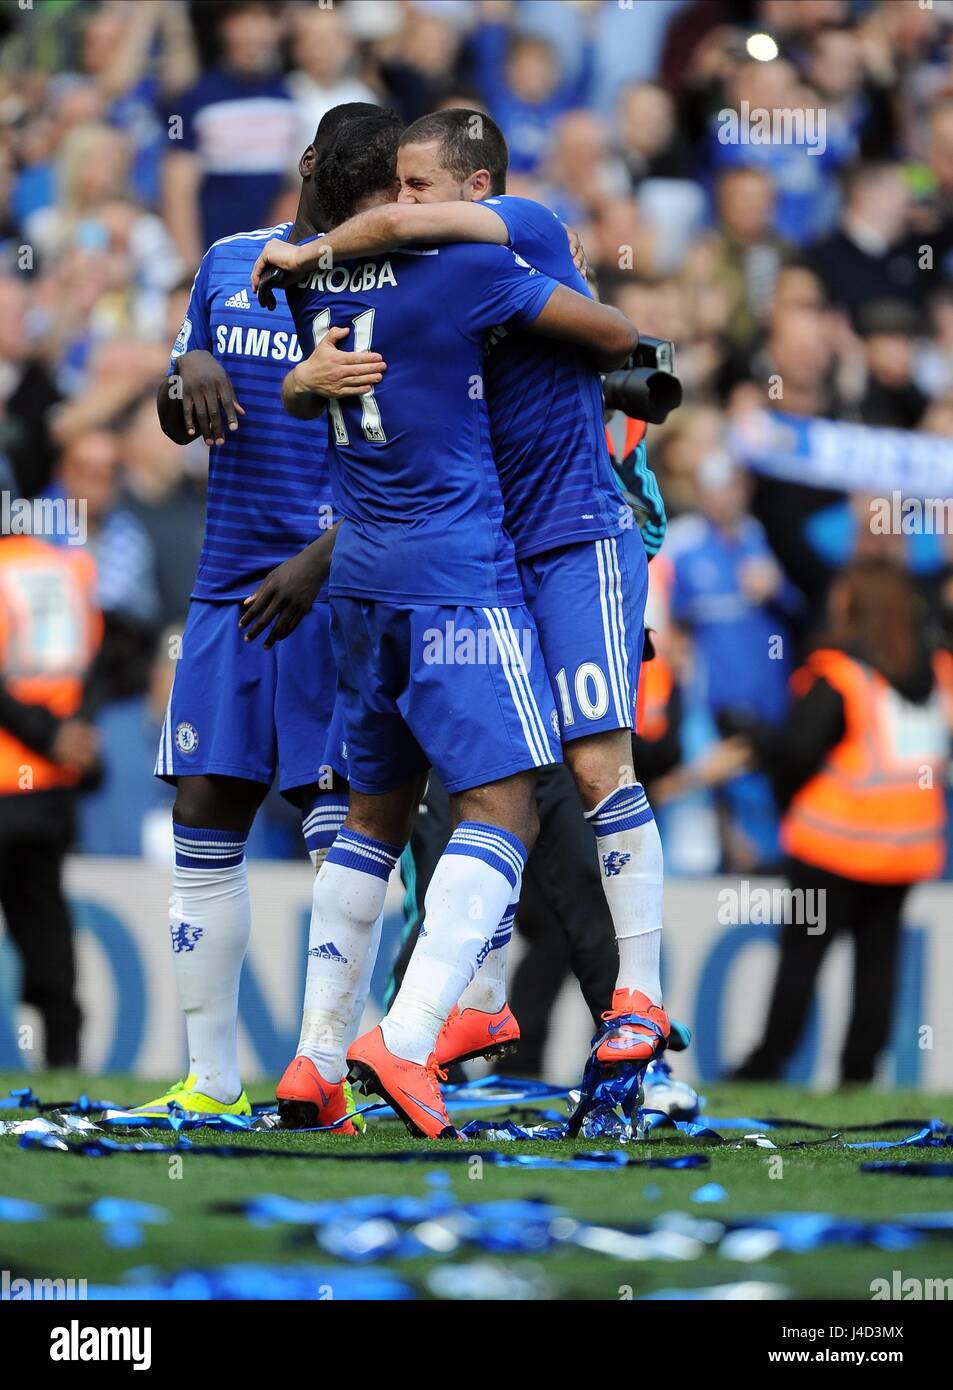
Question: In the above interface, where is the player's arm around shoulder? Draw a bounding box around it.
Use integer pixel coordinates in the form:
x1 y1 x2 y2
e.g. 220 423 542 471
528 286 638 371
253 203 509 294
378 200 510 247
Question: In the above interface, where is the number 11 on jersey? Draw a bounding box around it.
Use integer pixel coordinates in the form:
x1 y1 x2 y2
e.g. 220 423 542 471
312 308 386 445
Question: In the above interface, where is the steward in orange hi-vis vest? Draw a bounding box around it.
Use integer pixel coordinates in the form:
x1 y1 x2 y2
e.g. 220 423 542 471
780 648 950 884
0 535 102 794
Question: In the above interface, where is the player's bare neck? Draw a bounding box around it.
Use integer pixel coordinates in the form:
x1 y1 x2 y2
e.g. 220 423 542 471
289 218 317 246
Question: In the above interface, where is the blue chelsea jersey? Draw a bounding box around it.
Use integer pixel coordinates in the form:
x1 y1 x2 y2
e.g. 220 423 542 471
480 195 627 559
288 239 559 605
170 223 333 602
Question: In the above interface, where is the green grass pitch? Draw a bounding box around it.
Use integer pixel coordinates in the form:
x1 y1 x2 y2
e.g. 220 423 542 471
1 1070 951 1300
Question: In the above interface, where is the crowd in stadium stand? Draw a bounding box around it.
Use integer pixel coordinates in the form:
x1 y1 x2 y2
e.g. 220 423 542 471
1 0 953 874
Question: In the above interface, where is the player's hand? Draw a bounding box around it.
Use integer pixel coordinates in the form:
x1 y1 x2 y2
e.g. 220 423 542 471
294 326 386 398
174 350 245 445
252 238 308 307
565 224 591 280
240 530 337 648
50 719 100 772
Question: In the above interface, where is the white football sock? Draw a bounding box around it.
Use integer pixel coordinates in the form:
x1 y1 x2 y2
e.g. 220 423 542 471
455 893 516 1014
344 909 383 1048
296 828 400 1081
585 785 664 1003
300 795 381 1050
617 928 662 1004
382 823 526 1063
170 823 251 1103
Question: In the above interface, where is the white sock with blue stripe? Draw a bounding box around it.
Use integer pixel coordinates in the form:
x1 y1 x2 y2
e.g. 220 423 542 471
455 894 516 1014
300 794 384 1046
301 790 350 869
296 827 400 1081
585 784 663 1002
382 822 526 1064
170 823 251 1103
344 907 383 1048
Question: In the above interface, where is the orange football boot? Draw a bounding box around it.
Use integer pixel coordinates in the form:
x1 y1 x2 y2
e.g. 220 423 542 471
347 1026 459 1140
595 988 670 1067
435 1004 520 1067
276 1056 360 1133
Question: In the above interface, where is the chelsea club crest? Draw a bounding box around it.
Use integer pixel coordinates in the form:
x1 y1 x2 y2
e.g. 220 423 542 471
175 722 199 755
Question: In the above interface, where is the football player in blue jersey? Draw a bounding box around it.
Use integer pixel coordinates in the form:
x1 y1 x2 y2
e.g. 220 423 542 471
273 113 639 1138
134 103 397 1126
253 109 671 1078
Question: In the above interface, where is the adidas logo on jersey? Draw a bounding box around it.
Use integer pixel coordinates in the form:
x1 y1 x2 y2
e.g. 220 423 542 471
224 288 252 309
308 942 348 964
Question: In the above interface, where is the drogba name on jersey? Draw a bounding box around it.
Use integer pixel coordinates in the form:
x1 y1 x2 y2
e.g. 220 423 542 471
287 240 559 606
